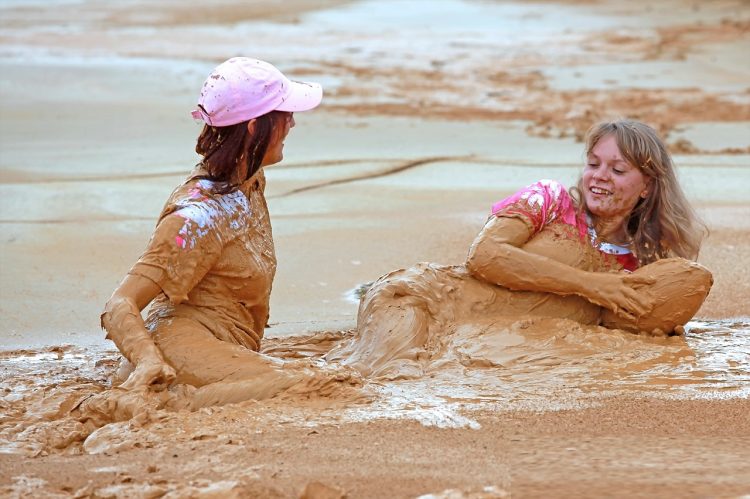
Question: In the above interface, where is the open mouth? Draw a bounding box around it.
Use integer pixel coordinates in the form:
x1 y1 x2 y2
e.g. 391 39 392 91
590 186 611 195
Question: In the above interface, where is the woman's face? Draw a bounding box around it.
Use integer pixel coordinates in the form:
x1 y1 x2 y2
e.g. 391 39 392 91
583 134 650 222
261 112 295 167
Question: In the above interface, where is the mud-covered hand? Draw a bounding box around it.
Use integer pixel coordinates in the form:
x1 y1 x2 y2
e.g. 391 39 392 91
101 275 176 391
119 356 176 391
581 271 657 322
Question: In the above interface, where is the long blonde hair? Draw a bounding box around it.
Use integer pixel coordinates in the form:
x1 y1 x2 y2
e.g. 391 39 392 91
571 119 708 265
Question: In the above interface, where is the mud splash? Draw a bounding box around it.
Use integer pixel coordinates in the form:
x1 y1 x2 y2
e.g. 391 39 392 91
1 319 747 456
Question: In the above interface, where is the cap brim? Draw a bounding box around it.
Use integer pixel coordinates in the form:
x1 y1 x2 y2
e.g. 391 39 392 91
275 80 323 113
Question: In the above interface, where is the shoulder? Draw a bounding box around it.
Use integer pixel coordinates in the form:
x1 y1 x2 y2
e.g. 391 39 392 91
492 179 572 212
519 179 569 203
491 179 580 232
170 178 247 215
159 179 251 242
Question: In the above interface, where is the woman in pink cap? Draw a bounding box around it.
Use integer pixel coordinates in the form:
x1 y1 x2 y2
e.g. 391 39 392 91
99 58 340 404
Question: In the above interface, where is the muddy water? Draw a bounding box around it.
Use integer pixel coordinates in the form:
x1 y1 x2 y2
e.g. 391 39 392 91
332 318 750 429
1 319 747 455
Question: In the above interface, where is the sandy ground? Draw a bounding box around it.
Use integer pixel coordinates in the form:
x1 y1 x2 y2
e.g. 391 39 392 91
1 0 749 497
2 398 749 498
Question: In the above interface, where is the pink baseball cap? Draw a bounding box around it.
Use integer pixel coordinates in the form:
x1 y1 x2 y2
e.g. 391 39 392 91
191 57 322 127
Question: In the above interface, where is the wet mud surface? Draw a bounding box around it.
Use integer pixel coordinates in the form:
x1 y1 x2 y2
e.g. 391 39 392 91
3 320 748 452
2 320 749 497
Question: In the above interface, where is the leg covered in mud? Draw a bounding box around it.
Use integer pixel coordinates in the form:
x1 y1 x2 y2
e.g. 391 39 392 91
150 316 357 406
326 263 501 379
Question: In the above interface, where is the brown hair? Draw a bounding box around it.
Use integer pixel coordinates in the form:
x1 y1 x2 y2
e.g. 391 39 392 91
571 119 708 265
194 110 288 194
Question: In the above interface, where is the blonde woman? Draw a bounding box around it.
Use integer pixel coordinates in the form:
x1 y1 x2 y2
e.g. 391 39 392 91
329 119 712 378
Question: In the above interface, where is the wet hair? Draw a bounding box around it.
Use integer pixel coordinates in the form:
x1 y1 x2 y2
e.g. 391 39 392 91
194 110 288 194
570 119 708 265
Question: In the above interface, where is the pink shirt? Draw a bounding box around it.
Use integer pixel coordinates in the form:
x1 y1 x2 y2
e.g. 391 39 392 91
491 179 639 272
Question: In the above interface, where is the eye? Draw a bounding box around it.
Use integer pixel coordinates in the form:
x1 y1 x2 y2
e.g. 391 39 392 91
613 168 624 175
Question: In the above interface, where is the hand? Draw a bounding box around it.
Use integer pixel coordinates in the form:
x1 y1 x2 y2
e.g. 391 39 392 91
119 358 176 391
584 272 657 322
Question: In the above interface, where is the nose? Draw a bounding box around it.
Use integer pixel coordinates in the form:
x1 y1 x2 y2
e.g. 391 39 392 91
289 114 296 129
592 166 610 182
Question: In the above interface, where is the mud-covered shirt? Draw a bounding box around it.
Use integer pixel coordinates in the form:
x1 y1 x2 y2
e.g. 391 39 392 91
129 170 276 351
491 179 639 271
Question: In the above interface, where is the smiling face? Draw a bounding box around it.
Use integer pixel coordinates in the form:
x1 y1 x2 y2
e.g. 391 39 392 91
583 134 650 224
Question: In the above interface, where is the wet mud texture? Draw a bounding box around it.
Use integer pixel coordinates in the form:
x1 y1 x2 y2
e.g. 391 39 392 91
2 318 750 497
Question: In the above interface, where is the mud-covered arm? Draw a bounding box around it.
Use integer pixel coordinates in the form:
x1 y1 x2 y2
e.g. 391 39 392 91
101 274 176 389
466 216 654 320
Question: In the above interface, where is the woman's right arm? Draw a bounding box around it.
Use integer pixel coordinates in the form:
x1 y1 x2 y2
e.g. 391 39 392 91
466 216 655 321
101 274 176 389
